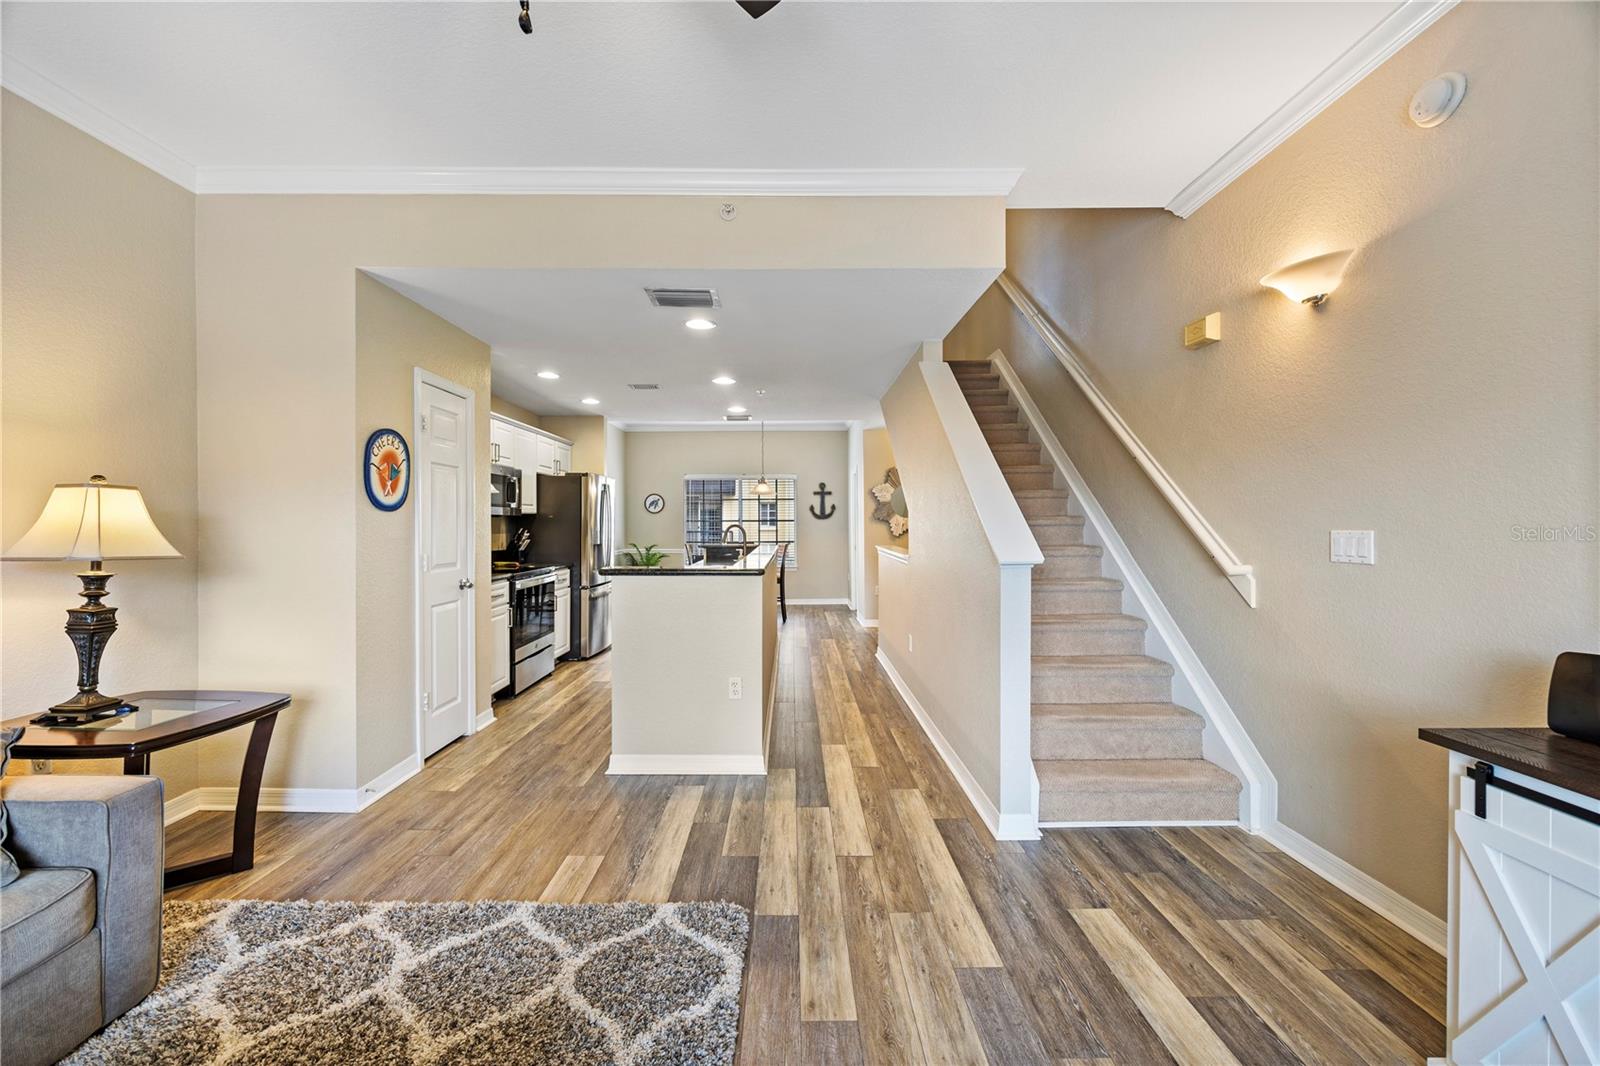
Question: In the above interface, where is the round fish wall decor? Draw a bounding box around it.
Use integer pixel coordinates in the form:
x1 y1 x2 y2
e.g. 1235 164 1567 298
364 428 410 511
643 493 666 514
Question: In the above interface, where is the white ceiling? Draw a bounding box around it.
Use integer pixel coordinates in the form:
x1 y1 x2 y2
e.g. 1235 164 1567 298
1 1 1406 207
369 267 995 424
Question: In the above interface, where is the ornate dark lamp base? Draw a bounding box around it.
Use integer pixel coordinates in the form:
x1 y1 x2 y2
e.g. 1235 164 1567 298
36 561 138 723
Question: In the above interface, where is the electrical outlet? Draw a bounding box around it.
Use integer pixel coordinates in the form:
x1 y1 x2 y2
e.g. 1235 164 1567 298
31 759 52 774
727 677 743 700
1331 530 1376 565
907 634 914 653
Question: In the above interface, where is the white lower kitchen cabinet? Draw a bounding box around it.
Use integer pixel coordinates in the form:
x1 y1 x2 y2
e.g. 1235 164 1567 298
1422 730 1600 1066
489 583 511 695
554 586 571 658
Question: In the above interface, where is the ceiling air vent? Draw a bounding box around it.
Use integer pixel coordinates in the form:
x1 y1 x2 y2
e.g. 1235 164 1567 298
644 287 720 309
724 414 752 422
626 383 661 391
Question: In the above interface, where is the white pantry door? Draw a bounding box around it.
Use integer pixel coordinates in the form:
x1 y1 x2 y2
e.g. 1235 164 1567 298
416 374 474 757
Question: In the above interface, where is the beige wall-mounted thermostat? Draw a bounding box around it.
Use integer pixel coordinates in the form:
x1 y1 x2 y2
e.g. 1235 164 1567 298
1183 312 1221 350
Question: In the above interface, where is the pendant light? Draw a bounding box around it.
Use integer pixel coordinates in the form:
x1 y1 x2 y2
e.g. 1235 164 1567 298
752 420 774 496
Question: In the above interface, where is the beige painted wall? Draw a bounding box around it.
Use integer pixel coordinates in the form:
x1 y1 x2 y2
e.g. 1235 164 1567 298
540 415 609 474
1 92 198 795
860 427 904 622
354 274 492 785
877 357 1004 803
945 1 1599 915
490 396 540 427
195 194 1001 790
622 430 850 601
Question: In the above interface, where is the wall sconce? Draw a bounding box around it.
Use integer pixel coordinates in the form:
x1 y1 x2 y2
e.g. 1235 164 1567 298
1260 250 1354 307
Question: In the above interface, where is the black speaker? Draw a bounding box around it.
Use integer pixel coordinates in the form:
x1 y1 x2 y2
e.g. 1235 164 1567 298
1548 651 1600 744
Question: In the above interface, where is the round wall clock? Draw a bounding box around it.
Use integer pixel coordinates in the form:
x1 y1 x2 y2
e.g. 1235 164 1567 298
364 428 410 511
643 493 666 514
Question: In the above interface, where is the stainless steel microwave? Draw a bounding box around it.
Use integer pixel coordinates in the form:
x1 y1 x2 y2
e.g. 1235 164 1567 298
490 464 522 516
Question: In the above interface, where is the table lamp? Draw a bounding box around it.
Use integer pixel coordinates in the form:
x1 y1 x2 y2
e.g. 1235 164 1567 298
4 475 181 721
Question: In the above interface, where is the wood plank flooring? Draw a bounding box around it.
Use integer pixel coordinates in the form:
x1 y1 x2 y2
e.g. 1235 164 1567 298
167 607 1444 1064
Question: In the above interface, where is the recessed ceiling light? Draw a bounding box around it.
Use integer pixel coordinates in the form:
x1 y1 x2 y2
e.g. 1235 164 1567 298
727 404 747 414
685 318 717 331
581 397 600 406
537 370 560 380
712 375 736 386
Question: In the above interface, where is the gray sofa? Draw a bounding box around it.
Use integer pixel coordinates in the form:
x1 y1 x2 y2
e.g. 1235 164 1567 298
1 775 164 1066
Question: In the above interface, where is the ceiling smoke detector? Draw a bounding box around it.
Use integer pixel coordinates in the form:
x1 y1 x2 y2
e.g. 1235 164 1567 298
644 288 720 310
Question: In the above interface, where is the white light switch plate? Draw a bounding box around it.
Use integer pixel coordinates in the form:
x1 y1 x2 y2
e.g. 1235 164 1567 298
1331 530 1376 565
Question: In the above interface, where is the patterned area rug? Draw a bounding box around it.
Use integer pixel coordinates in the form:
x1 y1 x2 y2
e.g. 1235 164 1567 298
65 898 750 1066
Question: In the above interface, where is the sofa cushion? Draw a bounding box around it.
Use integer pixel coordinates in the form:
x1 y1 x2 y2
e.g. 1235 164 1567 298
0 867 95 979
0 727 20 886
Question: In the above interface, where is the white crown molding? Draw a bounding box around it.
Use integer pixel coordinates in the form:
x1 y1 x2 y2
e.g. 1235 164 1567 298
615 420 852 432
1164 0 1459 218
1 54 198 191
195 166 1024 198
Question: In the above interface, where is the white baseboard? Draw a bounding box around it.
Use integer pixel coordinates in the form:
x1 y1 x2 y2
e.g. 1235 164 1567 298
787 597 851 606
1261 819 1446 955
163 788 206 826
875 647 1040 841
856 615 879 629
358 753 422 810
607 754 767 775
161 752 422 822
1040 819 1238 829
474 705 496 732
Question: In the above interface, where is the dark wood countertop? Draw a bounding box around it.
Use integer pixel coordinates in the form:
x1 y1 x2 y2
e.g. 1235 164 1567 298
1419 726 1600 801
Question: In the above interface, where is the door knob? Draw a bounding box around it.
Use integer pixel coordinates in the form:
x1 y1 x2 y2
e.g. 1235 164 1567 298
459 579 474 590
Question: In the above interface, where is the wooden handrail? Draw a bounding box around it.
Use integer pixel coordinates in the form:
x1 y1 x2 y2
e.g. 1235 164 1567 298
996 273 1257 607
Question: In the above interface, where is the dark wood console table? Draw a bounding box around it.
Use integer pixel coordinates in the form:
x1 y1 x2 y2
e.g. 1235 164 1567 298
4 690 292 890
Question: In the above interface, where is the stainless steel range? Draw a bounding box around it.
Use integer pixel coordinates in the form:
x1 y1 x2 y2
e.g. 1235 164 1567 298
508 565 565 694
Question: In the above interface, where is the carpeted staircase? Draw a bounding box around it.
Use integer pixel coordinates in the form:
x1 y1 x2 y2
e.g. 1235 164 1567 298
952 360 1242 824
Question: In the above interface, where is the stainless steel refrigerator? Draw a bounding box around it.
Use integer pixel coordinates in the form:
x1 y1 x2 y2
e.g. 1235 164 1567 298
531 472 615 658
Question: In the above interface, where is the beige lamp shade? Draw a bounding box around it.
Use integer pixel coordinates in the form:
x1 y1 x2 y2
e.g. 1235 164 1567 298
4 477 181 561
1260 249 1354 305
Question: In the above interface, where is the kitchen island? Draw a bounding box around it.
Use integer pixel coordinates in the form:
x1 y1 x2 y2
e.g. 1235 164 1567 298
601 546 780 774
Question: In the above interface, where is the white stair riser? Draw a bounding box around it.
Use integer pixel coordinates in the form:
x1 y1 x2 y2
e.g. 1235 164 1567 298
1032 625 1145 656
1032 723 1204 761
1032 668 1171 704
1034 584 1121 612
1037 553 1104 580
1029 522 1086 547
1004 469 1057 491
1017 493 1070 518
1039 788 1238 823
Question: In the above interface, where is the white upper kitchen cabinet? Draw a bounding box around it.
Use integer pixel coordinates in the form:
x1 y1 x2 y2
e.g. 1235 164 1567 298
535 435 557 476
490 420 515 467
553 441 573 475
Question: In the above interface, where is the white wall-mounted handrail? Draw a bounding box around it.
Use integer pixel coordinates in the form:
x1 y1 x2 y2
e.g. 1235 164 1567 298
996 273 1257 607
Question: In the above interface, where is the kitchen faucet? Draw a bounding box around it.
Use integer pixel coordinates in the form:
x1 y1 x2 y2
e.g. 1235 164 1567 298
723 524 747 544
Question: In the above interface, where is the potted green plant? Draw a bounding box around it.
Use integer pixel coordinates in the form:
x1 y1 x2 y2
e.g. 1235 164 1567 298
623 543 667 567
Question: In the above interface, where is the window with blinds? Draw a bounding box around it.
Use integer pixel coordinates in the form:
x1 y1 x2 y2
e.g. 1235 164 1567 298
683 476 798 566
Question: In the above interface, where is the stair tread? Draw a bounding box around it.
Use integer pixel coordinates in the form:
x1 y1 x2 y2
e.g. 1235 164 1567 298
1012 488 1067 498
1033 653 1174 672
1033 576 1121 589
1035 758 1242 792
1032 613 1146 630
1000 464 1053 474
1041 544 1101 556
1026 514 1085 526
1032 702 1202 725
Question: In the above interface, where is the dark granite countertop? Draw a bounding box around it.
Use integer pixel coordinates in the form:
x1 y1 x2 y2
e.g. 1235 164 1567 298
1419 726 1600 801
601 545 778 577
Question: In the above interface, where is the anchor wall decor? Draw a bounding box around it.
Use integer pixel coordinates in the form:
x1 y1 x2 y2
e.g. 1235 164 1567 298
809 482 836 520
